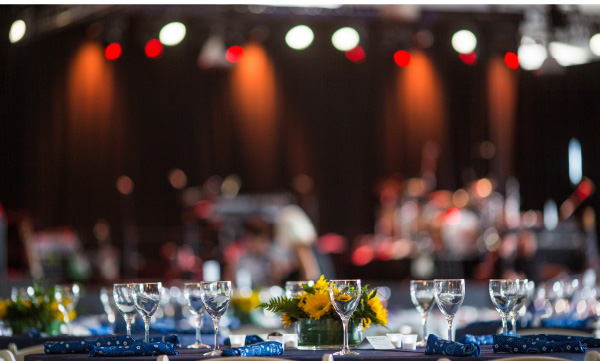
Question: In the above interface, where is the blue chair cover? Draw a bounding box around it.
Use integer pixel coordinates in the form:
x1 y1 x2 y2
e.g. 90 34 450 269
425 334 481 357
221 341 284 357
88 342 179 357
457 335 494 345
493 334 587 353
224 335 265 346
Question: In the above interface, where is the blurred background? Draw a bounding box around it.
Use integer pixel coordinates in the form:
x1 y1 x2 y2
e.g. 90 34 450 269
1 3 600 317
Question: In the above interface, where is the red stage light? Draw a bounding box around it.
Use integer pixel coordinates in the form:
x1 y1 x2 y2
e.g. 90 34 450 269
345 46 365 63
145 39 163 58
504 52 519 69
226 46 244 63
577 180 592 200
459 51 477 65
351 245 374 266
394 50 411 67
105 43 122 60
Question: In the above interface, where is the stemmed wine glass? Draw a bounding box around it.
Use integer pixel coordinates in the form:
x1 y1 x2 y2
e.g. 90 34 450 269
200 281 232 356
410 280 436 346
132 282 162 343
434 279 465 342
113 283 137 336
329 279 361 356
184 283 211 349
55 284 80 334
489 279 518 336
509 279 529 336
100 287 116 331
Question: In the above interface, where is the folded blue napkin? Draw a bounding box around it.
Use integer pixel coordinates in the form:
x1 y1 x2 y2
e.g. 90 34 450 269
224 335 265 346
425 334 481 357
45 335 136 354
149 335 182 348
522 334 600 348
88 342 179 357
493 334 587 353
221 341 284 357
457 335 494 345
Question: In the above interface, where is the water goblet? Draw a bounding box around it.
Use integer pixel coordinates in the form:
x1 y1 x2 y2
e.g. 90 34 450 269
329 279 361 356
410 280 436 345
132 282 162 343
200 281 232 356
509 279 529 336
434 279 465 341
55 284 80 334
285 281 312 298
184 282 211 349
113 283 137 336
489 279 518 336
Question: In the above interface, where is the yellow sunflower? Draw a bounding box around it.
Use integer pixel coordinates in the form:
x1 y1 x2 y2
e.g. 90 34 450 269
312 275 329 292
367 294 388 325
0 299 7 319
301 292 332 319
361 317 372 331
281 314 294 328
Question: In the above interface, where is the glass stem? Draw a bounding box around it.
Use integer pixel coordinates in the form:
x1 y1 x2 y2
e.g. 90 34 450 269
213 317 220 352
196 315 202 345
422 313 428 342
125 315 132 337
342 318 349 353
144 316 150 343
501 315 508 336
447 316 454 341
511 314 517 336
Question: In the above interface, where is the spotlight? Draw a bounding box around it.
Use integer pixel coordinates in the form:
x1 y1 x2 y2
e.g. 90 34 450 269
226 46 244 63
451 30 477 54
159 22 186 46
504 52 519 69
198 29 229 69
145 39 163 58
517 41 547 71
105 42 122 60
9 19 26 43
590 33 600 56
459 51 477 65
331 27 360 51
285 25 314 50
393 50 411 67
345 46 365 63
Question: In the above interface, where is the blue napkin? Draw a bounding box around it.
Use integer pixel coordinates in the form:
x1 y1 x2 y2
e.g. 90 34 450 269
425 334 481 357
457 335 494 345
224 335 265 346
149 335 182 348
221 341 284 357
89 342 179 357
522 334 600 348
45 335 136 354
493 334 587 353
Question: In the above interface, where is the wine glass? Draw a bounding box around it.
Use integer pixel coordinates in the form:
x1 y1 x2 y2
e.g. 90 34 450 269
434 279 465 341
410 280 436 346
113 283 137 336
329 279 361 356
54 284 80 334
184 283 211 349
200 281 232 356
509 279 529 336
489 279 519 336
132 282 162 343
100 287 116 331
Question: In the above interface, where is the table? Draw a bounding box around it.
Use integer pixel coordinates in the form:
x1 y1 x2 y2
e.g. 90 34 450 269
23 345 590 361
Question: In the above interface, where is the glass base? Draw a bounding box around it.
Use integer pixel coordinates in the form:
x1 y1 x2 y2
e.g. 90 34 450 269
334 349 359 356
187 342 211 349
203 349 223 356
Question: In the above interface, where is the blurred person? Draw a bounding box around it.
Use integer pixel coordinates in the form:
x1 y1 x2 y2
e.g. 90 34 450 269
224 216 288 288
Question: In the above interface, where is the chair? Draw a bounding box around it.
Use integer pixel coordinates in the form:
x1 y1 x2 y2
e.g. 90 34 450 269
585 350 600 361
7 343 45 361
0 350 16 361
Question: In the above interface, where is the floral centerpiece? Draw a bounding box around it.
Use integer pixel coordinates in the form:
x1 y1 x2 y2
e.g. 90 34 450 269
259 276 388 349
0 283 74 335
